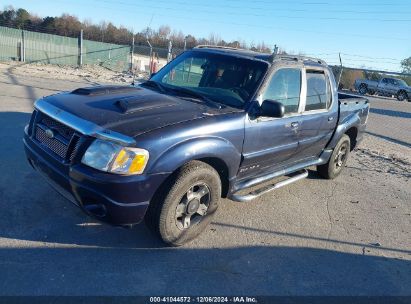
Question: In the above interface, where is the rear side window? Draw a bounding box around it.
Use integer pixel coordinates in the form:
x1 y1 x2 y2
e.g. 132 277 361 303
305 70 331 111
262 68 301 114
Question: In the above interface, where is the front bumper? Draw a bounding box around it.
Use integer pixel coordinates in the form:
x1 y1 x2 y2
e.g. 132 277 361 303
24 130 169 226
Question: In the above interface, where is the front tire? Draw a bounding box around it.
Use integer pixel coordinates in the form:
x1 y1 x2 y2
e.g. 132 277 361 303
317 135 351 179
145 161 221 246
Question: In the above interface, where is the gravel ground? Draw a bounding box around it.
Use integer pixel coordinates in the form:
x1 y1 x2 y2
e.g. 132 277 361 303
0 62 410 296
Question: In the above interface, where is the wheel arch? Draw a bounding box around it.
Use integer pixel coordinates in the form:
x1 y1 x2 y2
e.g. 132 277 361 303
147 137 241 198
345 127 358 151
326 114 361 151
197 157 229 198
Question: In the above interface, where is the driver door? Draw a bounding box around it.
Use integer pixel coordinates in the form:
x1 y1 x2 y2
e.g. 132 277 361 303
240 66 304 178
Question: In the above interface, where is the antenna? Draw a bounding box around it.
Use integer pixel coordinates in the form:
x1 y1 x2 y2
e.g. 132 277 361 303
146 14 154 78
132 14 154 85
269 44 279 63
131 31 136 86
337 52 343 90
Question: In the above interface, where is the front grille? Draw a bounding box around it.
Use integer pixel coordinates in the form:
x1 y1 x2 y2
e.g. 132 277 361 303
33 112 82 162
35 126 69 159
69 135 82 161
41 115 75 140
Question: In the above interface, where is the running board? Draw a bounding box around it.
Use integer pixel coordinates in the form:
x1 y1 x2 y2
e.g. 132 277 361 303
229 170 308 202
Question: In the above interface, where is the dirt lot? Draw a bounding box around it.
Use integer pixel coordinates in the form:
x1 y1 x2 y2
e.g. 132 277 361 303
0 62 410 296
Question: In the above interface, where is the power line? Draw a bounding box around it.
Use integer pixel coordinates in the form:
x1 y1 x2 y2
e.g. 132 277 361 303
58 0 408 41
94 0 411 22
112 0 411 15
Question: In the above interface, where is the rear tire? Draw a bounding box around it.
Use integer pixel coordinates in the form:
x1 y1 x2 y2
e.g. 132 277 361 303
317 135 351 179
145 161 221 246
397 91 407 101
358 84 367 95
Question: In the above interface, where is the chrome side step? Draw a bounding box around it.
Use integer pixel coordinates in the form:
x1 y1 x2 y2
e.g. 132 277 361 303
229 169 308 202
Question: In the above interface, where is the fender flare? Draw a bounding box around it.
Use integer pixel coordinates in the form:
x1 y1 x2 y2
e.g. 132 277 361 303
326 112 360 150
147 136 242 179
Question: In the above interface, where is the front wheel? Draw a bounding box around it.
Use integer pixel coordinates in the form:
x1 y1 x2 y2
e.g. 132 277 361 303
145 161 221 246
317 135 351 179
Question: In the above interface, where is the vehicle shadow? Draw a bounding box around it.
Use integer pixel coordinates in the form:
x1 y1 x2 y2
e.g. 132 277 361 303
369 108 411 119
0 111 163 249
365 131 411 149
0 245 410 295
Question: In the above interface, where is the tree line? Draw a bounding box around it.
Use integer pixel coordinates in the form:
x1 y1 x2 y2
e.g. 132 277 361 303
1 5 409 82
0 6 272 52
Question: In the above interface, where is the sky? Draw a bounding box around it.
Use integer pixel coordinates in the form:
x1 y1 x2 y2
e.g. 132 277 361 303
5 0 411 71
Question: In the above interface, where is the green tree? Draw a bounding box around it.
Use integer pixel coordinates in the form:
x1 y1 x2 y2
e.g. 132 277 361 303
0 7 16 25
401 57 411 73
15 8 30 28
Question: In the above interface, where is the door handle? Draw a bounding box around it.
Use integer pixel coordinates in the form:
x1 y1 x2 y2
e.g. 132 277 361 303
328 117 334 121
290 121 299 128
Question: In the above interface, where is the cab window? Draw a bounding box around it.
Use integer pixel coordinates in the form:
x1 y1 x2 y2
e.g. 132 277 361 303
305 70 331 111
262 68 301 114
163 57 206 87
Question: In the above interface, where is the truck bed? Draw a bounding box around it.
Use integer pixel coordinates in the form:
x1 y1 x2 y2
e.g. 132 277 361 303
338 92 369 125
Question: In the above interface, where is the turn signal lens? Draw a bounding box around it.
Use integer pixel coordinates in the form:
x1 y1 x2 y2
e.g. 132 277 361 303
111 148 149 175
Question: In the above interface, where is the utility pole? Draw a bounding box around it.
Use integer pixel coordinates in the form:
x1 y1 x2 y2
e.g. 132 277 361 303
184 36 187 51
78 29 83 67
21 29 25 62
131 32 135 73
167 40 172 63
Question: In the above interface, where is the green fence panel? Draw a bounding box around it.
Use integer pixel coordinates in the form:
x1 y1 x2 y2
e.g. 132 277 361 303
0 26 23 61
83 40 130 72
0 26 130 72
24 30 78 65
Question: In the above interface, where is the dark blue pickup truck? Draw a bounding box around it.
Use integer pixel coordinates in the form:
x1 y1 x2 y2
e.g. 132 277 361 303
24 46 369 246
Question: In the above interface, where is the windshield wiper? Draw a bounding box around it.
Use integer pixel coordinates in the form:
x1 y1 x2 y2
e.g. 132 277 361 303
140 80 167 93
168 87 224 109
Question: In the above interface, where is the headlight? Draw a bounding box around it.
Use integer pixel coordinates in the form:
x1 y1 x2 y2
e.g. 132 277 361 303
81 139 149 175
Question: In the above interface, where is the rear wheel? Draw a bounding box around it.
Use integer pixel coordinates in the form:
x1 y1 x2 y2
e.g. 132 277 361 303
397 91 407 101
145 161 221 246
317 135 351 179
358 84 367 95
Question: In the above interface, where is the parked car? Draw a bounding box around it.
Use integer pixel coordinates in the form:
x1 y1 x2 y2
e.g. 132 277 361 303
354 77 411 101
24 46 369 246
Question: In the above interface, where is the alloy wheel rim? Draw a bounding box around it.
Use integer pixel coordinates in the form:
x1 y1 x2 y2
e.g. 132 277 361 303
334 142 349 170
175 183 211 230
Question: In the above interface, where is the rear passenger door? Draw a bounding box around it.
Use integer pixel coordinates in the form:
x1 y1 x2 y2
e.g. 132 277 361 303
378 78 389 94
296 68 338 160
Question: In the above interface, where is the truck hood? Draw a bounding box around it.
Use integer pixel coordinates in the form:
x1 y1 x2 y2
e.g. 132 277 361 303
40 85 242 137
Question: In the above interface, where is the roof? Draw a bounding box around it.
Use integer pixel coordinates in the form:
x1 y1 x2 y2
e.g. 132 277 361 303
193 45 272 62
193 45 327 66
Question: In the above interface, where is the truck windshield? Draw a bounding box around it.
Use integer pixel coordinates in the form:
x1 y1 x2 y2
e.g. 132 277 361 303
149 51 268 108
396 79 408 86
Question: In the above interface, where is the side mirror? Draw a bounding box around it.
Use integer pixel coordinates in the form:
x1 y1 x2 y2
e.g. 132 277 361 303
260 99 285 118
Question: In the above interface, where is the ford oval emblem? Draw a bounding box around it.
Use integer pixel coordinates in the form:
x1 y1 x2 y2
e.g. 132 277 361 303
45 128 55 139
